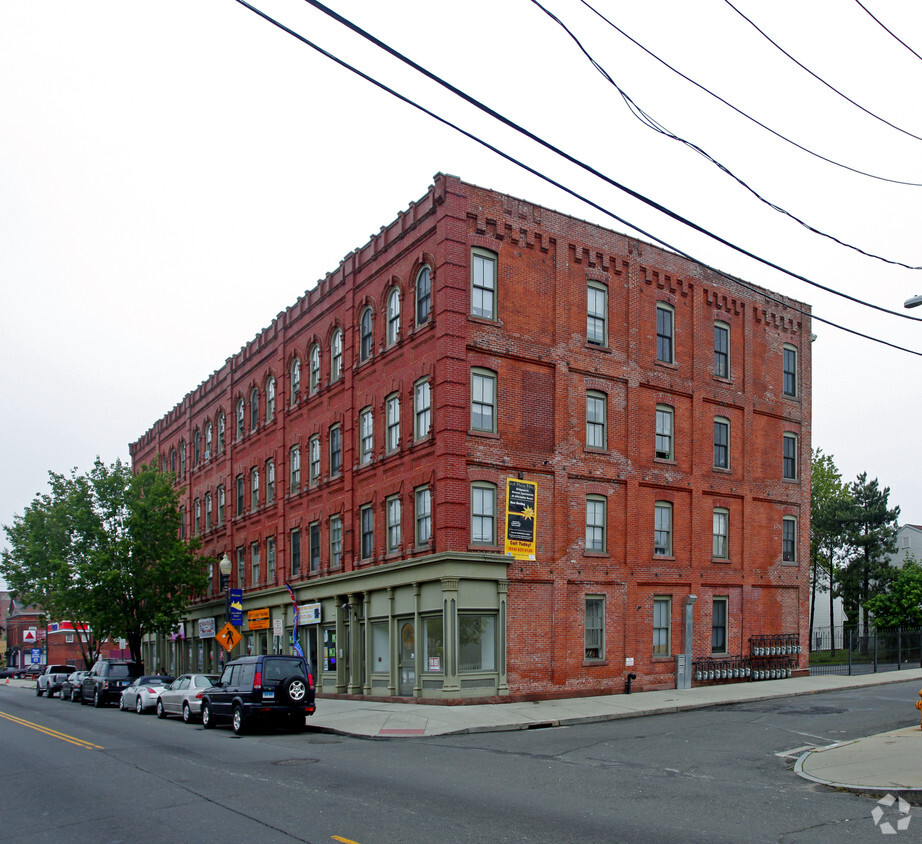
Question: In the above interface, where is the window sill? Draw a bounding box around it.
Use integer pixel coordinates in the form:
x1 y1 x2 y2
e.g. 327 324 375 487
654 360 679 370
582 659 608 667
584 447 610 456
653 554 676 562
711 557 731 564
469 429 499 439
583 551 608 558
654 457 676 465
467 314 501 326
712 466 731 474
585 341 611 353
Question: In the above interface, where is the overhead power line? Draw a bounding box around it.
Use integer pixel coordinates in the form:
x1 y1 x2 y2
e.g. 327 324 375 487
723 0 922 143
530 0 920 270
577 0 922 187
854 0 922 63
230 0 922 356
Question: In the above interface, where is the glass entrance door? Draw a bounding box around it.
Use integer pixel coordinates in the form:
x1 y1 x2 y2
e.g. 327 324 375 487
398 621 415 696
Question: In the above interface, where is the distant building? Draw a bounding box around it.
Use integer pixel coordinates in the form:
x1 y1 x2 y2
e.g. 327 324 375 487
887 524 922 568
131 174 811 699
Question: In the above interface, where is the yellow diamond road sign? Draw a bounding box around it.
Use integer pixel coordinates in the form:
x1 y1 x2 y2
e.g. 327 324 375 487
217 622 242 652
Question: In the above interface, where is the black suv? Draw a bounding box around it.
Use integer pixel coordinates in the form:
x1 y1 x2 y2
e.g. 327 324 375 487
82 659 143 707
201 655 316 735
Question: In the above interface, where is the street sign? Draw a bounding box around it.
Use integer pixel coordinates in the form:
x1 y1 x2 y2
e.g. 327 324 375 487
217 623 242 652
247 608 270 630
229 589 243 626
23 628 37 644
30 648 42 664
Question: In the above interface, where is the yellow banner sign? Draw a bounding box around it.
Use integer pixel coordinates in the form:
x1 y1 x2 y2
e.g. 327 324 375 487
247 608 270 630
505 478 537 560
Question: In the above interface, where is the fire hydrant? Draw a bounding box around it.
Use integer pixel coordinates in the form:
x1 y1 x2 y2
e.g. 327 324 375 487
916 690 922 730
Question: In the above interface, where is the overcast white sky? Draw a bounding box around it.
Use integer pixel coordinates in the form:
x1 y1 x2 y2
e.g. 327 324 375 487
3 1 921 589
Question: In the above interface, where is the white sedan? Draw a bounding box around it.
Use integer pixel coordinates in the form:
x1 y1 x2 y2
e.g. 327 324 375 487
156 673 221 723
119 675 173 714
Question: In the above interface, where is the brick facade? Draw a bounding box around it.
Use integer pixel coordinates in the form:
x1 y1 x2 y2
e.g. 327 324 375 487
130 174 811 700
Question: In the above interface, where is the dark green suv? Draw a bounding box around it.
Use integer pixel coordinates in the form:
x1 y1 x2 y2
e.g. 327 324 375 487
200 655 316 735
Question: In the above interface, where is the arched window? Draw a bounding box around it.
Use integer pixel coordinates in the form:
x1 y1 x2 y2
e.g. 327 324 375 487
193 429 201 466
204 421 213 460
360 307 373 362
387 287 400 345
331 330 343 382
266 377 276 422
416 266 431 326
249 387 259 431
290 358 301 405
309 344 320 393
235 398 245 439
169 447 177 475
217 412 225 453
179 441 186 477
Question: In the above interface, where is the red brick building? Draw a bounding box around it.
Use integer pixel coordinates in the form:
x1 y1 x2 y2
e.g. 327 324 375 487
130 174 811 699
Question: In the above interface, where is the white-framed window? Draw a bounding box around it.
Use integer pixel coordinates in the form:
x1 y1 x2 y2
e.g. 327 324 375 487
783 432 798 480
217 485 225 525
309 435 321 484
587 282 608 346
235 398 245 440
289 446 301 492
783 344 798 398
714 417 730 470
713 507 729 559
416 265 431 326
655 404 674 460
654 501 672 556
471 369 496 433
387 287 400 345
237 545 246 588
250 466 259 510
359 307 373 362
415 486 431 547
331 329 343 383
585 596 605 659
251 541 260 585
782 516 797 562
290 357 301 405
386 393 400 452
204 421 213 460
714 321 730 379
653 596 671 656
179 440 186 476
330 425 342 476
586 495 606 552
471 247 497 320
656 302 674 364
471 482 496 545
266 459 275 504
193 498 201 536
586 391 607 449
266 536 276 581
712 597 728 655
205 492 213 531
309 522 321 573
235 474 244 516
249 387 259 431
359 408 374 465
266 377 276 421
194 429 201 466
360 505 374 559
309 344 320 393
330 515 343 568
387 496 402 552
415 379 431 440
217 413 226 453
290 528 301 577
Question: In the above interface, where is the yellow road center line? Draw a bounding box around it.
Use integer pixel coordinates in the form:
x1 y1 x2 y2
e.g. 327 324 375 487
0 710 104 749
332 837 362 844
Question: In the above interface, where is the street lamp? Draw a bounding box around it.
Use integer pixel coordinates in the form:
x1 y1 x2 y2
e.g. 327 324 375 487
904 294 922 309
219 552 232 623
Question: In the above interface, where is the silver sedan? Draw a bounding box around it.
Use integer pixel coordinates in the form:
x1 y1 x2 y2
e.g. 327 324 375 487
119 675 173 714
156 674 220 723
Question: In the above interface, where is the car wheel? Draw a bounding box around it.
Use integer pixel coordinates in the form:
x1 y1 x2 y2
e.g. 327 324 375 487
136 696 144 714
156 699 166 719
202 703 215 729
94 689 103 708
118 696 125 711
232 704 246 735
36 685 43 697
182 702 193 724
279 676 307 705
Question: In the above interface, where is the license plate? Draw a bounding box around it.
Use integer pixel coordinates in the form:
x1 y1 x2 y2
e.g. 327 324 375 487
262 691 274 700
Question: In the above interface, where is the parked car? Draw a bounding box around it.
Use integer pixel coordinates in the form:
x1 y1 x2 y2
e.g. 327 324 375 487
201 655 315 735
19 664 45 680
156 673 220 723
0 667 17 679
60 670 90 701
119 675 173 713
81 659 143 707
36 664 77 697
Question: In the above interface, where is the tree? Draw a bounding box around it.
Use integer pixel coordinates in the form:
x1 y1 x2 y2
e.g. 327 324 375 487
839 472 900 632
865 556 922 628
810 449 853 652
1 459 209 667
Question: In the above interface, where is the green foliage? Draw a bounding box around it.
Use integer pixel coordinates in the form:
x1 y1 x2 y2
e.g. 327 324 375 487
1 459 209 667
865 556 922 628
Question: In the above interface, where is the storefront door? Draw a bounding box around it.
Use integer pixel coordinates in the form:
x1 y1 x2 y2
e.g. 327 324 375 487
398 621 415 696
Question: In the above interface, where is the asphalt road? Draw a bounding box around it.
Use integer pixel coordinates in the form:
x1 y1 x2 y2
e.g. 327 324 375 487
1 679 919 843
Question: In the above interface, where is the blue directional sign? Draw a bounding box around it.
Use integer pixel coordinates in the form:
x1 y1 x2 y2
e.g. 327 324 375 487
229 589 243 627
30 648 42 664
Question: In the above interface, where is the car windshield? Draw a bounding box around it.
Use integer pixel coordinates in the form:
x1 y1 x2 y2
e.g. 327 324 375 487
262 658 306 683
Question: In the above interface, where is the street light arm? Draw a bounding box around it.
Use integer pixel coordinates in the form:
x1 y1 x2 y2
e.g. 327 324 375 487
905 294 922 308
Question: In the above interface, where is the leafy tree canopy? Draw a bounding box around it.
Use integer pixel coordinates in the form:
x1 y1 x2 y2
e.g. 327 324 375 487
866 556 922 628
1 459 208 667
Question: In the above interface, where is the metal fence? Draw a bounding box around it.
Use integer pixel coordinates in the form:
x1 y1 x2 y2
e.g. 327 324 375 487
809 626 922 676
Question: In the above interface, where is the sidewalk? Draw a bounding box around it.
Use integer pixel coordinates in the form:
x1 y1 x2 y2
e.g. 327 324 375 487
306 669 922 793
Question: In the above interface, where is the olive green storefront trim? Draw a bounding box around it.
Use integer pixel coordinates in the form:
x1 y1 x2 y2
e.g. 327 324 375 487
142 552 511 700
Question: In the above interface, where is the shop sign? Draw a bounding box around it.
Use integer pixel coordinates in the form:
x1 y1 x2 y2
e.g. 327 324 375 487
247 608 270 630
504 478 537 560
299 602 321 624
198 617 216 638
